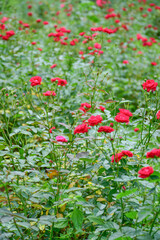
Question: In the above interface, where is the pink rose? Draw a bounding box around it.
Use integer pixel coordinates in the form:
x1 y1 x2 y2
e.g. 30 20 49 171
56 136 68 142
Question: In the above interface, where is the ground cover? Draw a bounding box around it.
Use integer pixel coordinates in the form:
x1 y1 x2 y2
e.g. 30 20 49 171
0 0 160 239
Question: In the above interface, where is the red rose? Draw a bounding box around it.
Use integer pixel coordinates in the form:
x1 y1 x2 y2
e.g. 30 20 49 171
56 136 68 142
156 110 160 120
49 127 55 133
57 78 67 86
115 113 129 123
51 77 61 82
43 21 49 25
138 166 154 178
98 126 114 133
31 41 36 45
96 0 107 7
121 150 133 157
88 115 103 126
28 12 33 16
111 152 123 163
50 64 57 69
6 30 15 37
142 79 158 92
81 103 91 109
151 62 157 66
134 128 139 132
37 48 42 51
123 60 129 64
30 76 42 87
79 32 85 36
119 108 133 117
43 91 56 96
94 43 101 49
74 124 90 134
111 150 133 162
146 149 160 158
99 106 105 112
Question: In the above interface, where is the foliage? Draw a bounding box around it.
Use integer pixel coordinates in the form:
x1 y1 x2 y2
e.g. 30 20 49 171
0 0 160 239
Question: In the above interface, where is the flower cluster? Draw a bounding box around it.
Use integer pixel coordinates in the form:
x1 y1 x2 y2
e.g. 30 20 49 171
1 30 15 41
43 91 56 96
51 77 67 86
111 150 133 163
79 102 91 113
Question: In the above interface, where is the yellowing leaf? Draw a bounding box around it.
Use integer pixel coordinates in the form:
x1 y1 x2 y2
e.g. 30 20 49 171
86 195 95 200
46 169 59 179
60 204 66 212
46 210 49 215
105 99 117 103
88 182 92 185
96 190 101 194
97 198 107 202
39 224 45 231
30 222 36 226
56 213 63 218
31 204 43 209
0 196 7 202
69 182 75 188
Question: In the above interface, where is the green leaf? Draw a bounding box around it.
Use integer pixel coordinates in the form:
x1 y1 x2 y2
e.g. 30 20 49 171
0 144 6 150
16 222 31 229
125 211 137 219
95 222 119 232
71 208 83 231
88 216 105 225
87 15 100 23
54 218 68 229
42 147 52 157
116 188 137 199
138 210 152 222
109 231 124 240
